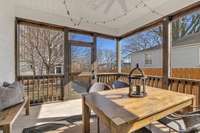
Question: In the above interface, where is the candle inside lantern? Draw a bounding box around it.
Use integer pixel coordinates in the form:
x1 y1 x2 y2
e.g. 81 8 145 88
128 64 147 97
136 85 141 95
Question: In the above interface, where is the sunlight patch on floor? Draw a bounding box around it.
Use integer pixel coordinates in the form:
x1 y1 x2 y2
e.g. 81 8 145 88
38 99 82 119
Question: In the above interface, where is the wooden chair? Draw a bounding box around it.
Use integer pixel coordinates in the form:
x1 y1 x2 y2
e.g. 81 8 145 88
159 108 200 133
111 80 129 89
0 97 30 133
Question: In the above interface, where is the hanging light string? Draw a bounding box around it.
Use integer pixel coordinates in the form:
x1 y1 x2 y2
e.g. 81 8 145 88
140 0 163 16
63 0 163 27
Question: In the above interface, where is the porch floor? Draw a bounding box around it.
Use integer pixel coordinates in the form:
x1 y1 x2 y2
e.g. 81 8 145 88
4 99 176 133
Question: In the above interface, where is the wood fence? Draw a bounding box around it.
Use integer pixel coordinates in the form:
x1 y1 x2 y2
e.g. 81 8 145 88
122 67 200 79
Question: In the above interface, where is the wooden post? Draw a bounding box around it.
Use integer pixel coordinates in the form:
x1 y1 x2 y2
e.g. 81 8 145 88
25 98 30 115
116 39 121 73
92 34 97 73
63 28 71 100
82 95 90 133
15 18 20 80
90 34 97 86
162 17 172 89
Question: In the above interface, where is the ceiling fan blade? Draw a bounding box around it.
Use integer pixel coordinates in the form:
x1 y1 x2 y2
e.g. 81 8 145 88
104 0 115 14
118 0 127 12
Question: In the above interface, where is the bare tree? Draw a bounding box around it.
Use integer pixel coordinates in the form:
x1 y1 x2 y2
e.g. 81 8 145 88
19 24 64 75
97 44 116 71
122 11 200 57
172 12 200 41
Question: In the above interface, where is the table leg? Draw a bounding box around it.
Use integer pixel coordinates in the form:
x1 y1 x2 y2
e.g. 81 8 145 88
25 98 30 115
110 122 121 133
82 95 90 133
97 116 100 133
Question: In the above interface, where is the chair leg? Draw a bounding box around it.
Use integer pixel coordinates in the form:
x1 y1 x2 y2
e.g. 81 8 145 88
97 116 100 133
149 124 152 131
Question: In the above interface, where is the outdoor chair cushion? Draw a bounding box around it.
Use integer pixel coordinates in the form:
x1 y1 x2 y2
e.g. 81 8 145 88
112 80 129 89
89 82 111 93
0 81 24 111
159 117 186 132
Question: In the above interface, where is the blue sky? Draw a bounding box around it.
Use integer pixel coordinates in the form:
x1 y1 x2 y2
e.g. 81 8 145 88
70 33 116 50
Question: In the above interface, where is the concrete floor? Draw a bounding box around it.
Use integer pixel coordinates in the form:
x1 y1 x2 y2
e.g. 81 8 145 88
1 99 176 133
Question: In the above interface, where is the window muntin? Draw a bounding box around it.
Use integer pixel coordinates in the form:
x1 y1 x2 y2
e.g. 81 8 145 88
69 32 93 43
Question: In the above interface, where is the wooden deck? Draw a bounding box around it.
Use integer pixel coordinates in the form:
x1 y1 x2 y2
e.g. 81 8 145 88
10 99 177 133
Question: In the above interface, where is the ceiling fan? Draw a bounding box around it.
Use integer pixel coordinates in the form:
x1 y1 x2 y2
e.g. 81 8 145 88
88 0 128 14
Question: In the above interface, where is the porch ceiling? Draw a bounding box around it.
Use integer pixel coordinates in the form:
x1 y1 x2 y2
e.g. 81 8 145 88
15 0 199 36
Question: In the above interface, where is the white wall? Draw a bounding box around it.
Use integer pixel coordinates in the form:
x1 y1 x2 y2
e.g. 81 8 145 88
131 44 200 68
0 0 15 83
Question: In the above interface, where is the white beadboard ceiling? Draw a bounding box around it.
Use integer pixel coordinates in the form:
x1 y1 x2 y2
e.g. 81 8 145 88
15 0 199 36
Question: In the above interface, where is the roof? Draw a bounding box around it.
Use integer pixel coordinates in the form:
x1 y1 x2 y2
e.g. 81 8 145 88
133 32 200 53
15 0 199 36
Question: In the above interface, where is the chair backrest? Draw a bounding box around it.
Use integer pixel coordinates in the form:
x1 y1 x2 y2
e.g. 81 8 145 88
183 111 200 129
112 80 129 89
88 83 111 93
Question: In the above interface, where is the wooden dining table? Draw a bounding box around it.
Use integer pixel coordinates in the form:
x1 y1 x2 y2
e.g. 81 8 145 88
82 87 194 133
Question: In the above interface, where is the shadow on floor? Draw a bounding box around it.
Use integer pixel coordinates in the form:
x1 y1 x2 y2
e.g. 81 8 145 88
22 114 97 133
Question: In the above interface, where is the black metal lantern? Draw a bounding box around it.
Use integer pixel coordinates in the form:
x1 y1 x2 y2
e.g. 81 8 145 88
128 64 147 97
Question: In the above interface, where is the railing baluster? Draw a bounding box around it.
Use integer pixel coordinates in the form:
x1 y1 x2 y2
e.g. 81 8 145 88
55 76 58 100
47 76 49 101
51 76 54 101
32 76 35 103
42 75 45 103
37 76 40 103
27 79 30 104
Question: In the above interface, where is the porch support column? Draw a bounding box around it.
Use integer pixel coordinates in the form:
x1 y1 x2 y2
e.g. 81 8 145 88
116 38 121 73
162 16 172 89
92 34 97 73
63 28 71 100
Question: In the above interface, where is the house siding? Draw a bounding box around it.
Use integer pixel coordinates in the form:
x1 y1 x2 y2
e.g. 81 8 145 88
131 44 200 68
131 49 162 68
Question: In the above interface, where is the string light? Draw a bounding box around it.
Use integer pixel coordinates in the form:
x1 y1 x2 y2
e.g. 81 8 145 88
63 0 163 27
140 0 163 16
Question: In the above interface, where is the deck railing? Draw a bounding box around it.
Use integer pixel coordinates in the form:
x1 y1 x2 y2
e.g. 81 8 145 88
97 73 121 83
18 73 200 106
18 75 64 104
96 73 200 107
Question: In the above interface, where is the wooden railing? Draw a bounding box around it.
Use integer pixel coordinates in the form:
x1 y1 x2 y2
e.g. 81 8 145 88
168 77 200 107
17 73 200 107
97 73 121 83
96 73 200 107
17 75 64 104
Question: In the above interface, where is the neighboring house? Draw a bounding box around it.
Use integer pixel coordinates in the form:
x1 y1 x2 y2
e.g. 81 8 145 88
131 32 200 68
20 62 64 75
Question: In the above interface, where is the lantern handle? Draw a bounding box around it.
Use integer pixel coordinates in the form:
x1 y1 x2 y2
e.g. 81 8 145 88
128 64 145 77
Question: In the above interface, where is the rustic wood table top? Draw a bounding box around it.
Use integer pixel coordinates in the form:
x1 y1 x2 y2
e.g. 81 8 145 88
82 87 194 133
